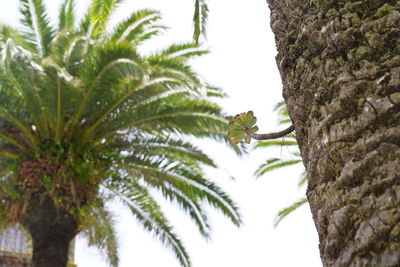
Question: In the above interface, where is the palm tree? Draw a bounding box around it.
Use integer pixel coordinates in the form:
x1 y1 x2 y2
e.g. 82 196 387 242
0 1 241 267
267 1 400 265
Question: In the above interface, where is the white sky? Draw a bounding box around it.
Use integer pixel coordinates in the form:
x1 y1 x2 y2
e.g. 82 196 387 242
0 0 322 266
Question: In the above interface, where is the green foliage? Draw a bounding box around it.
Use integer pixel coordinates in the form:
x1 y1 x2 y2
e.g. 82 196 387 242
19 0 54 56
81 202 119 267
274 198 308 227
227 111 259 145
254 158 302 178
110 9 165 44
59 0 75 30
0 1 241 266
254 102 308 226
193 0 209 43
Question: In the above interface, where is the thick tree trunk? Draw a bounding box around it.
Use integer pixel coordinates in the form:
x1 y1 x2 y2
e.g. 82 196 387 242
266 0 400 266
20 198 78 267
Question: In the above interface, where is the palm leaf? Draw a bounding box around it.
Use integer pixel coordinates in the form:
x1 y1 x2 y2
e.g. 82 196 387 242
0 25 33 68
193 0 208 43
111 9 164 44
147 56 203 90
254 158 302 178
81 202 119 267
158 43 209 59
274 198 308 227
127 137 217 168
19 0 54 56
115 170 212 239
109 181 191 267
70 42 144 131
87 0 124 38
298 171 307 187
0 110 39 147
254 139 298 148
94 96 227 142
0 151 19 159
120 157 241 227
58 0 75 30
0 133 28 151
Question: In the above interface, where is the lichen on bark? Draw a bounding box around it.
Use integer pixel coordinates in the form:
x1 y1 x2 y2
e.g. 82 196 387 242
266 0 400 266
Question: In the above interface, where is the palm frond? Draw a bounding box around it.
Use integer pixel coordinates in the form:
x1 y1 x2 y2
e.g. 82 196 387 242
193 0 208 43
50 31 87 74
0 110 39 147
36 62 82 141
0 25 23 44
120 157 241 227
98 107 227 143
93 93 227 142
204 85 226 98
147 56 203 90
298 171 307 187
58 0 75 30
127 136 217 168
6 61 52 138
0 151 19 159
254 158 302 178
254 139 298 148
81 202 119 267
111 9 164 44
157 43 209 60
109 181 191 267
273 101 292 125
19 0 54 56
87 0 124 39
70 42 144 131
0 25 33 68
113 171 212 239
253 100 308 226
0 133 28 151
274 198 308 227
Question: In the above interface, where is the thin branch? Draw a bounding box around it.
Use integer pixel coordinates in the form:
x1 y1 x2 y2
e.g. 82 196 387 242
245 125 294 141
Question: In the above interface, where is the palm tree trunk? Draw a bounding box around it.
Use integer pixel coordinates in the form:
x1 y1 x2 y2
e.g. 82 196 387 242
20 198 78 267
266 0 400 266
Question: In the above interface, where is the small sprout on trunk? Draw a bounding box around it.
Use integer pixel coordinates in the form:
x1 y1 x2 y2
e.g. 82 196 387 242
227 111 259 145
228 111 294 145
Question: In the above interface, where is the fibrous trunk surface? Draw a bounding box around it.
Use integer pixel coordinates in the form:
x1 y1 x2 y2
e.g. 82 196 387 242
20 198 78 267
266 0 400 266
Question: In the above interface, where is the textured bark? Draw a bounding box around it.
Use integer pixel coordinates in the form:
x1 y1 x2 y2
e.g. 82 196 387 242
266 0 400 266
20 198 78 267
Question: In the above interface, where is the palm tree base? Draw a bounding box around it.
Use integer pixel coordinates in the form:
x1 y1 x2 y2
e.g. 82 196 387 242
20 198 78 267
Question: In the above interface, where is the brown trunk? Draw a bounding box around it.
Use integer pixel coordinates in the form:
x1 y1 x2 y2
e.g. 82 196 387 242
266 0 400 266
20 198 78 267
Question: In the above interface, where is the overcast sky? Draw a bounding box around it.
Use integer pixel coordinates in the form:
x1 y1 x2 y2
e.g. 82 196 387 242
0 0 322 266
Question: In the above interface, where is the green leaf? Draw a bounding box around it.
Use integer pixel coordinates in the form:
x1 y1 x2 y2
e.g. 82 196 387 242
255 140 298 149
254 159 302 178
192 0 208 43
298 171 308 187
227 111 258 146
19 0 54 56
59 0 75 30
89 0 123 38
82 203 119 267
274 198 308 227
244 134 251 144
1 4 243 267
111 9 164 44
250 125 259 132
